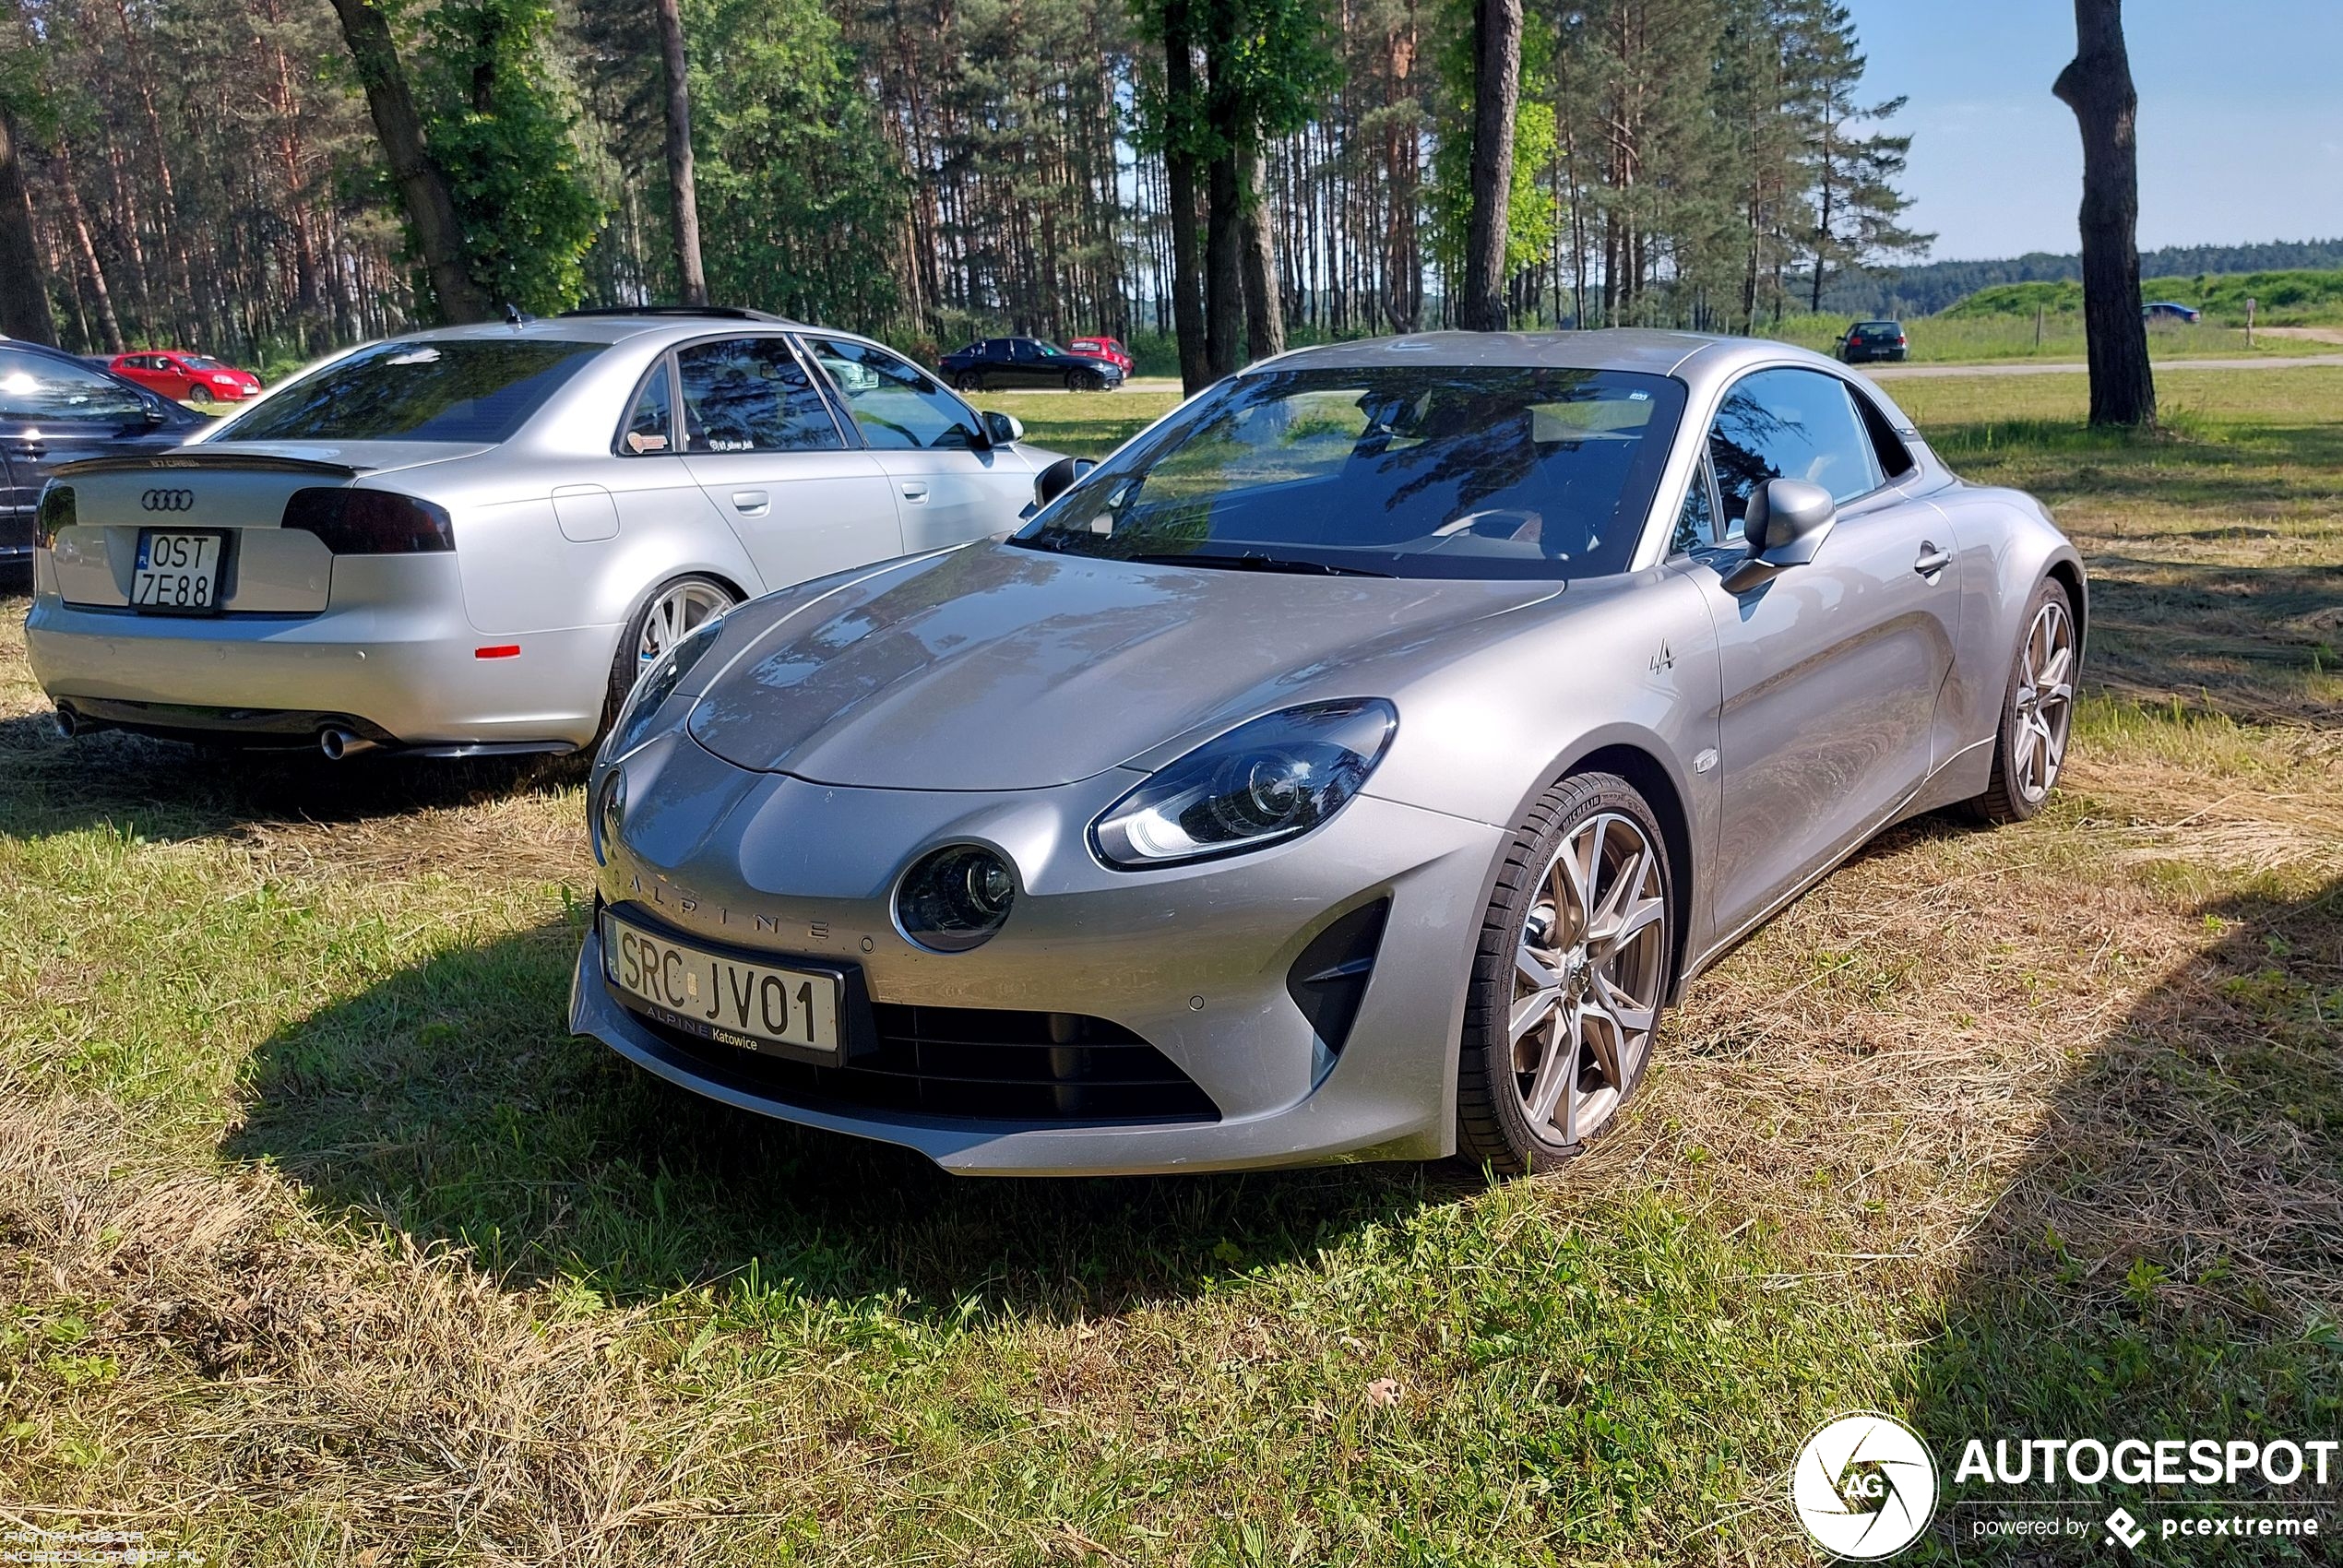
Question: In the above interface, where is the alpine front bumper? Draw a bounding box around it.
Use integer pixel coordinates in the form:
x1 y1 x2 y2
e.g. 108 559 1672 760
570 731 1506 1174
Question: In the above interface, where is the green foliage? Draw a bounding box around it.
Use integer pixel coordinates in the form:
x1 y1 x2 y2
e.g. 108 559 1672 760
1826 239 2343 319
414 0 604 313
1426 100 1557 280
1132 0 1338 188
1942 279 2085 318
684 0 905 327
1945 269 2343 327
2184 268 2343 320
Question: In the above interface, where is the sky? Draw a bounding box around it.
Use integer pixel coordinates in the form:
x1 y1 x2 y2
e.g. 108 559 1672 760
1845 0 2343 260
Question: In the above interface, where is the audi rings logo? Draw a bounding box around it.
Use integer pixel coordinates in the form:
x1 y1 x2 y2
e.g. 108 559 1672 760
140 488 196 512
1792 1413 1939 1559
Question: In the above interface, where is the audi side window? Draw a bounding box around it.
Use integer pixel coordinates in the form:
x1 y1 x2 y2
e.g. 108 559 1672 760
620 360 674 455
803 336 981 451
674 338 843 454
1706 367 1884 537
0 349 148 424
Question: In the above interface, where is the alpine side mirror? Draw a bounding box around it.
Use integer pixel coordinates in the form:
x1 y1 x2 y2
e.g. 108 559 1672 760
982 410 1024 446
1721 478 1837 593
1033 456 1096 510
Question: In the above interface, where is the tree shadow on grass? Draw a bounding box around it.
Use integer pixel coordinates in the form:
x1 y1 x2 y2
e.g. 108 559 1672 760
1910 873 2343 1562
0 708 585 844
1925 412 2343 730
223 910 1468 1321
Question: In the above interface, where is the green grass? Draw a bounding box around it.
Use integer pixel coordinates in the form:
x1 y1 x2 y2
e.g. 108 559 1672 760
2 372 2340 1562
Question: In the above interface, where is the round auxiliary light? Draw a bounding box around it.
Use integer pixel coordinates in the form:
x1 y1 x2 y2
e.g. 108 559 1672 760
895 843 1017 953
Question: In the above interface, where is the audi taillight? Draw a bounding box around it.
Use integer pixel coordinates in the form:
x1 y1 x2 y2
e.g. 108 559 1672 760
33 484 74 549
280 487 454 553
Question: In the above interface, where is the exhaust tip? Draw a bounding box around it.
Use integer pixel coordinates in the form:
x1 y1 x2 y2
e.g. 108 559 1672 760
318 726 377 760
52 706 77 740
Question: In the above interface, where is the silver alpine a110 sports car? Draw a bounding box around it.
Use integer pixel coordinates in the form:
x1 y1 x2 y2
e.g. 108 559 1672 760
571 329 2084 1176
25 308 1058 756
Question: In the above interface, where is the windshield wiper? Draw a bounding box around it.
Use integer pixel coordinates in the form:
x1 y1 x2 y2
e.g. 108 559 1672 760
1122 550 1394 578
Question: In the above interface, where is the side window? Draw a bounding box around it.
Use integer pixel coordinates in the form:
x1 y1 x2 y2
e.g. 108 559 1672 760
620 360 674 454
803 336 982 451
1707 367 1884 533
0 349 148 424
1671 454 1719 554
674 338 842 454
1852 388 1917 481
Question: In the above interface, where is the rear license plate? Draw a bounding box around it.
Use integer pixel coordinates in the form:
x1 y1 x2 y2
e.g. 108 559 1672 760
601 911 841 1056
133 530 224 613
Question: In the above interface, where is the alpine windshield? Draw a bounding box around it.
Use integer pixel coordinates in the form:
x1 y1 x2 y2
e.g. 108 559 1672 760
1014 365 1687 579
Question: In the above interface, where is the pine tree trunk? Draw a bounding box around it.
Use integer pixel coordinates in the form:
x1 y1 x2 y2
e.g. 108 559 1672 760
1205 148 1243 376
1161 0 1209 393
54 150 125 352
1458 0 1521 330
656 0 707 305
1240 141 1283 362
0 112 54 344
1202 14 1244 380
324 0 492 323
2053 0 2155 428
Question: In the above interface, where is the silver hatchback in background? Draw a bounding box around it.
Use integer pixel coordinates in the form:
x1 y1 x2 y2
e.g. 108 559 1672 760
24 306 1061 756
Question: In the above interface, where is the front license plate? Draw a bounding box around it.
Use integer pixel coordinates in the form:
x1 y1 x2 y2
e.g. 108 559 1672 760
601 912 841 1056
133 530 224 613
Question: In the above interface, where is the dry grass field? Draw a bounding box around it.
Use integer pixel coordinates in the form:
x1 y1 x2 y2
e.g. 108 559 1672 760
1 369 2337 1565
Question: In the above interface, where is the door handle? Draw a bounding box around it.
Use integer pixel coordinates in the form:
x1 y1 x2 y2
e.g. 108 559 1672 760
1914 541 1952 578
899 481 929 503
731 490 769 516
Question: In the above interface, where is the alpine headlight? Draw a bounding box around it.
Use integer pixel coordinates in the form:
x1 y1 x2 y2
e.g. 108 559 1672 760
606 615 726 761
1091 699 1397 869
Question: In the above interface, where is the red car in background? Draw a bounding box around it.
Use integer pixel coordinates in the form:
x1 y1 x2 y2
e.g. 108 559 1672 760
108 350 263 404
1065 335 1135 375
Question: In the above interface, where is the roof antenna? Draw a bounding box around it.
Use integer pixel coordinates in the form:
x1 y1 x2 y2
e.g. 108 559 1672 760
503 302 527 327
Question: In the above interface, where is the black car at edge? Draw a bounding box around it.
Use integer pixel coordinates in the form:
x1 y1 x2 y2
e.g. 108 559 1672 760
2 337 209 565
938 337 1126 393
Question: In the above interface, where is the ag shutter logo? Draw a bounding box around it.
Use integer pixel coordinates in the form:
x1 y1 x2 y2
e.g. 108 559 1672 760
1792 1412 1939 1560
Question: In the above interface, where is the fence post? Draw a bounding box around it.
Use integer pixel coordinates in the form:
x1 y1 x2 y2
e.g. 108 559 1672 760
2034 303 2044 349
2245 296 2256 349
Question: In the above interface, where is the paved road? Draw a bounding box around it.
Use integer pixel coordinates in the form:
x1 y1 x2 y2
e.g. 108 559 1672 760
1867 353 2343 379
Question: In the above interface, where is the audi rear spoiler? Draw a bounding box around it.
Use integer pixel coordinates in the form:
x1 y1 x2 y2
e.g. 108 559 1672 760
52 452 368 480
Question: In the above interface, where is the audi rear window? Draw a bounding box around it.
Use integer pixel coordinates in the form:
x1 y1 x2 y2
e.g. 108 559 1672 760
214 339 602 444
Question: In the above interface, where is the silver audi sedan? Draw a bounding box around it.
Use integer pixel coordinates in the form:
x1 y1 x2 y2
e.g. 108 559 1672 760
24 308 1060 755
572 330 2084 1176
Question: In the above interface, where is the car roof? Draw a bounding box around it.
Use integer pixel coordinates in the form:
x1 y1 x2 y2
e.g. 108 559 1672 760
386 310 830 350
0 335 109 362
1266 327 1751 376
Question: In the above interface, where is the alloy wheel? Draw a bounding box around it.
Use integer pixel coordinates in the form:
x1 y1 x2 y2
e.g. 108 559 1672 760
636 579 733 670
1508 811 1667 1146
2011 597 2075 802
